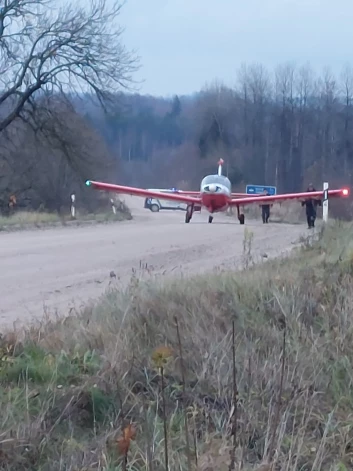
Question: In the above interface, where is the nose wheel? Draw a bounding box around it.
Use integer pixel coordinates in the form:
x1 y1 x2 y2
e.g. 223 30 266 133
208 215 213 223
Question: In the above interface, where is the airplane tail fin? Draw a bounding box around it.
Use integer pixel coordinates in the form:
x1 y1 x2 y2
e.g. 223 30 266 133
217 159 224 176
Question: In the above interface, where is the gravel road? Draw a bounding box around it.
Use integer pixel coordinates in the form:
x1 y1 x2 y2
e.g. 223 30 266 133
0 196 308 330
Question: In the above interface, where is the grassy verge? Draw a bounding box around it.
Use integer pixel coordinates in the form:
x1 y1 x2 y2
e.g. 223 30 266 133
1 222 353 470
243 201 305 224
0 208 132 232
226 201 306 224
239 199 353 224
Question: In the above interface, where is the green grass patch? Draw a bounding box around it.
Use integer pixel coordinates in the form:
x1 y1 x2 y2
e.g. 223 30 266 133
0 344 102 385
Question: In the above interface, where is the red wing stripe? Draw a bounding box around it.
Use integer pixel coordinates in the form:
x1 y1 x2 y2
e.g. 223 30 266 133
229 189 348 206
87 181 201 204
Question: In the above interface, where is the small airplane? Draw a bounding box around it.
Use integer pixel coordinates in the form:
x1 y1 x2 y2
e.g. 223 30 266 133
85 159 350 225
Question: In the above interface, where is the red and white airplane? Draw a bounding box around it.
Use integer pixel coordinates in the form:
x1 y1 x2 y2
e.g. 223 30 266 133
85 159 350 225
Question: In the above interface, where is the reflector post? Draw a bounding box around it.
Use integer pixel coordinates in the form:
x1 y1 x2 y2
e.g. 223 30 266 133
323 182 328 223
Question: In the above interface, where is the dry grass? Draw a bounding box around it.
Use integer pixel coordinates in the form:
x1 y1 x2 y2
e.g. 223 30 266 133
0 221 353 470
0 206 132 231
226 201 305 224
242 201 305 224
230 199 353 224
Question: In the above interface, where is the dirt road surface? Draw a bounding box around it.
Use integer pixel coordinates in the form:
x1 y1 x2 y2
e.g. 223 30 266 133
0 196 308 330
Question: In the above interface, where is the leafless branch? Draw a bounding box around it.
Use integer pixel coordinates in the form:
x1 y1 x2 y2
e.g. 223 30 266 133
0 0 140 132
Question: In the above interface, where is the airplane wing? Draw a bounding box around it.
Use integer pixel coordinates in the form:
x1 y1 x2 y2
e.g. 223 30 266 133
232 193 249 197
170 190 200 196
175 190 247 197
228 188 349 206
85 180 202 204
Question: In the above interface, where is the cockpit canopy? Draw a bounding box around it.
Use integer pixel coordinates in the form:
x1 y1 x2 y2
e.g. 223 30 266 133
201 174 231 191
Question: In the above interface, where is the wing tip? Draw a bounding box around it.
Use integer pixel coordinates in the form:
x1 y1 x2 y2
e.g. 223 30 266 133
85 180 92 187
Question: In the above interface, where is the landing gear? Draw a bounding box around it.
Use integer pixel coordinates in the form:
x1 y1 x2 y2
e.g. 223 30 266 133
185 204 194 223
236 206 245 225
208 215 213 224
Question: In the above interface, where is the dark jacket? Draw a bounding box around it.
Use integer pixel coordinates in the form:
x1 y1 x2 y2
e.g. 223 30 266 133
301 187 322 210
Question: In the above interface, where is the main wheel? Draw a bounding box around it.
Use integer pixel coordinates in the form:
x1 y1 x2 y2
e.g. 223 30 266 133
239 213 245 225
150 204 160 212
185 205 193 223
208 215 213 223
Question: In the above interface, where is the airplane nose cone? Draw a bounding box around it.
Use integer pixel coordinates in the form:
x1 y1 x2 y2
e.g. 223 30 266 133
208 184 217 193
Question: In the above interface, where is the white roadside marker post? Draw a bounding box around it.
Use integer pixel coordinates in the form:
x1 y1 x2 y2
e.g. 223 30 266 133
71 194 76 219
110 198 117 214
323 182 328 223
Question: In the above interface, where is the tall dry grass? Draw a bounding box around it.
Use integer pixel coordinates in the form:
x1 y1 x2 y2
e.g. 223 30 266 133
0 205 132 231
242 201 305 224
0 222 352 470
237 197 353 224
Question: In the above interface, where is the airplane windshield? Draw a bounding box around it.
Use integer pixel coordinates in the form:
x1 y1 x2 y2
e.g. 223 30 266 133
201 175 231 190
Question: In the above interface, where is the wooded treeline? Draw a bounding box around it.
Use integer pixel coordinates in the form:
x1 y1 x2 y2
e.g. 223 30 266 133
1 2 353 215
2 61 353 214
87 62 353 194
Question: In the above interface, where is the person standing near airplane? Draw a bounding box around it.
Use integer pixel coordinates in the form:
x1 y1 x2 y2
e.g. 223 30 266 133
302 183 322 228
260 189 272 223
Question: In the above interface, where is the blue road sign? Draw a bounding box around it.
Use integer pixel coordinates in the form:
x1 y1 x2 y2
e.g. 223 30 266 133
246 185 277 196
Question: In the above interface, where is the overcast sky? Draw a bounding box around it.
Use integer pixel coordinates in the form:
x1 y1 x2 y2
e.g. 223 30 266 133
119 0 353 97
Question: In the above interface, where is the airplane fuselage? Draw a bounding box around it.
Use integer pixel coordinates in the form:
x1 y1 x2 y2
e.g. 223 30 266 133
200 174 232 213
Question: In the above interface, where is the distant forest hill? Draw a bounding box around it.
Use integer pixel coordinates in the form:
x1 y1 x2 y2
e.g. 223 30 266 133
79 62 353 193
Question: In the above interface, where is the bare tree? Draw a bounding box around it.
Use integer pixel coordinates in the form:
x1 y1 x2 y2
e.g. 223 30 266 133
295 63 314 188
339 64 353 180
273 63 297 191
317 67 338 179
0 0 139 132
0 121 38 212
0 93 119 213
236 63 250 147
297 63 313 111
340 64 353 108
240 63 271 184
194 81 237 161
